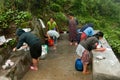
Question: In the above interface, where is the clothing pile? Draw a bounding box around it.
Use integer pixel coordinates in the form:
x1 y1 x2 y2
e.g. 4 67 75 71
2 59 14 70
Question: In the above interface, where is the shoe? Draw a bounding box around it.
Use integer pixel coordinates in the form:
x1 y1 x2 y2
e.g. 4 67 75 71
30 66 38 71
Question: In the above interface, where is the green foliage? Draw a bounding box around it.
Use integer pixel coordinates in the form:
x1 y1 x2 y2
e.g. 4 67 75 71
3 0 13 9
101 23 120 54
54 12 67 23
15 11 32 27
77 16 95 25
0 9 32 29
14 0 28 11
3 39 16 48
0 0 4 11
51 0 72 13
7 39 16 47
105 33 120 54
0 9 14 28
76 14 120 54
53 0 66 6
50 3 61 12
97 0 120 20
0 0 120 55
54 12 68 31
72 0 120 21
109 40 120 54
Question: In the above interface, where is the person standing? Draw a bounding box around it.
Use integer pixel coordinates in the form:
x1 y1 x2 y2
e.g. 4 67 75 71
13 28 42 71
68 13 78 46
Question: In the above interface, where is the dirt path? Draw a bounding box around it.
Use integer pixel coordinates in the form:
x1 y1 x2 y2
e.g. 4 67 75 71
22 34 92 80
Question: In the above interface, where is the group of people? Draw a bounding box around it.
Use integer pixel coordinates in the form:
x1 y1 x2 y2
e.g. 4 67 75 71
12 14 106 73
67 13 94 45
12 17 60 71
67 13 106 74
76 31 106 74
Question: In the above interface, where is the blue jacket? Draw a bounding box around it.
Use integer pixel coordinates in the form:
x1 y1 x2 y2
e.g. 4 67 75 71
16 29 40 49
84 27 94 36
80 23 94 32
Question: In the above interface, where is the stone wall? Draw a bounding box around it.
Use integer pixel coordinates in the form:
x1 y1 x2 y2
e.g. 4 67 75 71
92 38 120 80
31 17 46 44
0 50 31 80
0 46 11 66
0 17 46 80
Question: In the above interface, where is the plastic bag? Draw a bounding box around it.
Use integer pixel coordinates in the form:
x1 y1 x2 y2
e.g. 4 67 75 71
40 45 48 59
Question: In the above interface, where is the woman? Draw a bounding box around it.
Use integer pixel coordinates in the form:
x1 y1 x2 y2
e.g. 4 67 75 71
13 28 42 71
46 30 60 50
68 13 78 46
47 17 59 31
76 31 106 74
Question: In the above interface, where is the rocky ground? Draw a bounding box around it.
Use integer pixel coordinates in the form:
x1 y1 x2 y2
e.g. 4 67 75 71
22 33 92 80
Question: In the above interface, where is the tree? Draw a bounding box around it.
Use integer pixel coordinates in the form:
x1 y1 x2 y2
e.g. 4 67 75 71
71 0 120 21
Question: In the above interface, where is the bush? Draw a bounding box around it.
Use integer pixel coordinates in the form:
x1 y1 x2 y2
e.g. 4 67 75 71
50 3 61 12
103 26 120 54
0 9 14 29
77 16 100 29
7 39 17 48
0 9 32 29
15 11 32 28
54 12 68 31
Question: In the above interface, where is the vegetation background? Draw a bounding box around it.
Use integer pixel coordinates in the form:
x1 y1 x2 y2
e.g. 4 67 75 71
0 0 120 54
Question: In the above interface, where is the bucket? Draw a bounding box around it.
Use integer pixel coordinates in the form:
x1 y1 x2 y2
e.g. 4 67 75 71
75 58 83 71
48 39 54 46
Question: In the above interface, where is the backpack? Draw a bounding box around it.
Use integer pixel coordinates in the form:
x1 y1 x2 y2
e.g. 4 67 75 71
80 23 94 32
75 58 83 71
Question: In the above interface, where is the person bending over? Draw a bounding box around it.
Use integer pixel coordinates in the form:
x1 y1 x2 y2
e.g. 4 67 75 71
13 28 42 71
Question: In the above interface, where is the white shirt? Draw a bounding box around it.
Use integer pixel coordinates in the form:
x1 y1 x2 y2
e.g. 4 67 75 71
47 30 60 38
76 44 85 57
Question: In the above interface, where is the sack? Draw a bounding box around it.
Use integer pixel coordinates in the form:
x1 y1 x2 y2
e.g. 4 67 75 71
48 39 54 46
75 58 83 71
40 45 48 60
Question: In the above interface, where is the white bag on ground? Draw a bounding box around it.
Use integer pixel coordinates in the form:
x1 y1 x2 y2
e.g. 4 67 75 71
40 45 48 59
